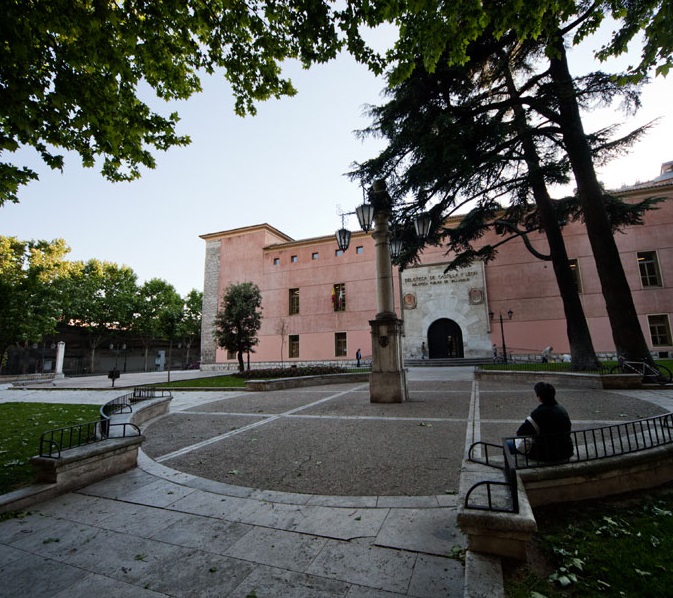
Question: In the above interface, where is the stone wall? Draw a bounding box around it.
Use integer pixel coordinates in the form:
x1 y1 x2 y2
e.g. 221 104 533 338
201 239 221 366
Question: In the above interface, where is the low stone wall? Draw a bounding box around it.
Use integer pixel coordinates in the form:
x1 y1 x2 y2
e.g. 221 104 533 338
520 443 673 507
475 369 641 389
0 394 171 514
246 372 370 391
0 373 56 386
458 461 536 561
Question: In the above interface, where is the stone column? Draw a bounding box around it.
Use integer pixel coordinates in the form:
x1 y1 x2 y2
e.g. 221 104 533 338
368 185 408 403
55 341 65 379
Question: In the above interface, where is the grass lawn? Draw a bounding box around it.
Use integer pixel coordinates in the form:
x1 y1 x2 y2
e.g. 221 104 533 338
482 358 673 374
154 366 370 388
157 375 247 388
0 402 101 495
505 485 673 596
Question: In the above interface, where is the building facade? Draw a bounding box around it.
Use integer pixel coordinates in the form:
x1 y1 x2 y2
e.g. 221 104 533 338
200 162 673 369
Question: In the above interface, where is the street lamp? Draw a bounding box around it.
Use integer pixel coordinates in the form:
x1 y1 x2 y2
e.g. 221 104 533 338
109 343 126 387
336 179 433 403
489 310 513 364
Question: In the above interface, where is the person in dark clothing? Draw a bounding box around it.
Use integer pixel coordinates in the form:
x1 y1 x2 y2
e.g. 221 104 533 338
510 382 573 461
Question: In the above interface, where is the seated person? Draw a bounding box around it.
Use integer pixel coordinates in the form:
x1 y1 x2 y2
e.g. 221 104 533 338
509 382 574 461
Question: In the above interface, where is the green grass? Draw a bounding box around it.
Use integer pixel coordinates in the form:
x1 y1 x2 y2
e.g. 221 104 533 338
482 358 673 374
0 402 101 495
505 487 673 597
154 365 370 388
158 375 248 388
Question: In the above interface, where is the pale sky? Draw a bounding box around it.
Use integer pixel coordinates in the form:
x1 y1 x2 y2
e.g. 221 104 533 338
1 36 671 296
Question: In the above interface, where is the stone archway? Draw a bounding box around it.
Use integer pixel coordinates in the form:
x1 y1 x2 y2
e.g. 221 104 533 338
428 318 464 359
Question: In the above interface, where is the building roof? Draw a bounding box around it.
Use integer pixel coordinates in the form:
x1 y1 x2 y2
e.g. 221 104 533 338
199 223 294 243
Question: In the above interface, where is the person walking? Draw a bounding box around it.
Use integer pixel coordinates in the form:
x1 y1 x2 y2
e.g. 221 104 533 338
356 348 361 367
421 342 427 360
541 346 553 363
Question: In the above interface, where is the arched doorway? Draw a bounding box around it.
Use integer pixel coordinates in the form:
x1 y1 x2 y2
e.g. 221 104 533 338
428 318 464 359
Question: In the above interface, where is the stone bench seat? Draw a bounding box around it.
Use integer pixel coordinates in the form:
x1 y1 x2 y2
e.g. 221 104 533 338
457 413 673 561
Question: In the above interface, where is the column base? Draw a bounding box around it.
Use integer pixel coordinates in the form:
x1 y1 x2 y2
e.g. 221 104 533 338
370 370 408 403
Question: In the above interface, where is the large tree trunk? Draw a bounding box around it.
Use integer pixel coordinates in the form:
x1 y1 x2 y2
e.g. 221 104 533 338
504 61 599 369
547 36 652 362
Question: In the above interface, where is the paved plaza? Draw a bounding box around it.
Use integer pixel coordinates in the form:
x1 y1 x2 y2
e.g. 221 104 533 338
1 368 672 597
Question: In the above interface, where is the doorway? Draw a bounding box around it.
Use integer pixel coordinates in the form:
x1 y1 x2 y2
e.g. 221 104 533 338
428 318 464 359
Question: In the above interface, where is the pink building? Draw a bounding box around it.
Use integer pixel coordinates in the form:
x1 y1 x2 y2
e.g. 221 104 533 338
200 162 673 369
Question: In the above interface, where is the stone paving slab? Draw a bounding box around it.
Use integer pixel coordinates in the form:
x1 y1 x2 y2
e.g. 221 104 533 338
157 417 464 497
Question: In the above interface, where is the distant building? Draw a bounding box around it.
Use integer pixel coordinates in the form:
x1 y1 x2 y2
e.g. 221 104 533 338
200 162 673 369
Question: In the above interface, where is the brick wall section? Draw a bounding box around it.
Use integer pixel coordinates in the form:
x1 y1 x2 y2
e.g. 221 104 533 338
201 239 221 365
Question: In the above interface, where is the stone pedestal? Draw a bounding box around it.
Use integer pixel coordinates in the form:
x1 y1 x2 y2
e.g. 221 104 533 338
369 316 408 403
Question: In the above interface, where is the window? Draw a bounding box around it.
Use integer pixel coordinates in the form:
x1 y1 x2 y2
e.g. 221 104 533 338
638 251 662 288
335 249 344 257
226 349 236 360
289 288 299 315
289 335 299 358
648 315 672 347
312 252 319 260
335 332 347 357
273 258 280 266
568 259 583 293
332 283 346 312
356 246 364 254
291 255 298 263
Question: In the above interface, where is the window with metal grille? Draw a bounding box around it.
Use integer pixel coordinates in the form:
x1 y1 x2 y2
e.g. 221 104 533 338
568 258 583 293
332 283 346 312
289 335 299 358
289 288 299 315
335 332 347 357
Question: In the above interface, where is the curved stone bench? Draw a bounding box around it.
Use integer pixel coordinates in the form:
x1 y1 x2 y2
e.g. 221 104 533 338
0 391 172 514
457 412 673 561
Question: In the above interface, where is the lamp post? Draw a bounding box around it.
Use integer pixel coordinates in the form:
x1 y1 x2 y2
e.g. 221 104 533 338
109 343 126 387
336 180 432 403
489 310 513 364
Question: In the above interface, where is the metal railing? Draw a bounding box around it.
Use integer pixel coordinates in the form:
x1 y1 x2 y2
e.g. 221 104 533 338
464 412 673 513
38 387 171 458
38 420 140 458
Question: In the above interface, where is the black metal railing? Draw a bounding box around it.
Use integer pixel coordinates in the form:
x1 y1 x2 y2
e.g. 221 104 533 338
464 412 673 513
38 386 171 458
38 420 140 458
478 362 614 374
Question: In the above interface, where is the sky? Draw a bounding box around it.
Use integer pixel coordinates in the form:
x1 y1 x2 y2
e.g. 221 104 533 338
1 32 672 297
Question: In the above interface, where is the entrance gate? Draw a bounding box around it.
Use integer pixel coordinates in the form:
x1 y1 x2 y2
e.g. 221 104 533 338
427 318 464 359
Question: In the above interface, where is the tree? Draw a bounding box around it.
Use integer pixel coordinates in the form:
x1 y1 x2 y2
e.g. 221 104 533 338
352 31 660 367
214 282 262 372
132 278 184 372
1 0 342 205
275 318 289 365
0 237 71 372
178 289 203 367
347 2 670 362
4 1 669 209
61 260 138 373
